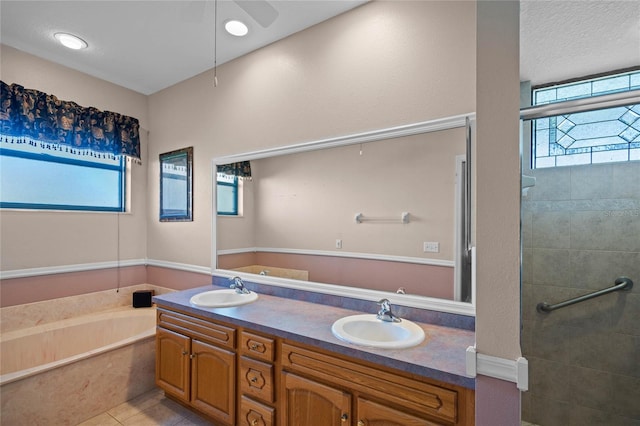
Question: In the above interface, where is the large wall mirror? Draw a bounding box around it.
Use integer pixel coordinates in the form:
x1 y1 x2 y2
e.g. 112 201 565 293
213 115 475 316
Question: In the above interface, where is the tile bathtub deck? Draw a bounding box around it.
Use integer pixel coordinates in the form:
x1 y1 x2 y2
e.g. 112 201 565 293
77 388 216 426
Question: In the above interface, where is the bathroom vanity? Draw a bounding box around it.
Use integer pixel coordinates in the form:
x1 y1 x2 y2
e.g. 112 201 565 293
154 286 475 426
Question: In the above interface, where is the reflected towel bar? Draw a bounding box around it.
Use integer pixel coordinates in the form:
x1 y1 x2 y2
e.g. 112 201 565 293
355 212 410 224
536 277 634 313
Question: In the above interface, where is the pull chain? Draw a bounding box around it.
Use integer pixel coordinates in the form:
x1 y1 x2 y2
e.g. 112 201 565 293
213 0 218 87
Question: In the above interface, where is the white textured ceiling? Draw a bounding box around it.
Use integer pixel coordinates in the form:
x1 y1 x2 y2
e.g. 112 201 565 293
0 0 367 95
520 0 640 86
1 1 639 95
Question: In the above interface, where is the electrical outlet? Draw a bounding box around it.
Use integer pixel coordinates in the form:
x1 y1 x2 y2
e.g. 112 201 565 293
423 241 439 253
336 239 342 249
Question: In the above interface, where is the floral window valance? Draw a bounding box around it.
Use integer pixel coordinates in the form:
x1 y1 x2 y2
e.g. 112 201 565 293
217 161 252 179
0 80 141 162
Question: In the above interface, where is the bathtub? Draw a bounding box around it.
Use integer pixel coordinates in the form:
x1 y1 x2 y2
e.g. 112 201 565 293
0 306 157 425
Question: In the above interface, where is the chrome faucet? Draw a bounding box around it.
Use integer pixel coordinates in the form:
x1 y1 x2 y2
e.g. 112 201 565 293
376 298 401 323
229 276 250 294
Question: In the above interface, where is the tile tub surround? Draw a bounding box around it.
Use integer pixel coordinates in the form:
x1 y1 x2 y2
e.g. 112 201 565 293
0 286 166 425
0 283 173 333
0 306 156 382
154 285 476 389
1 334 156 426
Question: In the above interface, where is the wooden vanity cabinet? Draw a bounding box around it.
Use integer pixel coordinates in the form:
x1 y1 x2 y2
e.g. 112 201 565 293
156 308 236 425
156 307 474 426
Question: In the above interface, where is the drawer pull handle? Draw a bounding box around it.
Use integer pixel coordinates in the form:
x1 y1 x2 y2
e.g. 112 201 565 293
246 369 266 389
249 342 265 352
341 413 348 422
247 411 262 426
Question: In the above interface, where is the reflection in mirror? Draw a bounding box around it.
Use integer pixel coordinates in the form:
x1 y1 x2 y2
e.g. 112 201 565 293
214 116 475 314
160 147 193 222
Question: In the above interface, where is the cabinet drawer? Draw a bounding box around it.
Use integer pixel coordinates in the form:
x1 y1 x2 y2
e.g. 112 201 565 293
240 356 275 403
240 331 275 362
357 397 445 426
239 396 275 426
157 308 235 349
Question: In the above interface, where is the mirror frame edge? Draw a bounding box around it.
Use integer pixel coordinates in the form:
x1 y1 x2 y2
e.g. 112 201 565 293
211 114 477 317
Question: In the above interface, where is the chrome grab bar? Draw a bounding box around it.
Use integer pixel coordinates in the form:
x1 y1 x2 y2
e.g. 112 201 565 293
536 277 634 313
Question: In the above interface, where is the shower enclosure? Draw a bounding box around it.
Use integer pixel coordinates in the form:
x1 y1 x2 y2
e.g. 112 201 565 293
520 89 640 425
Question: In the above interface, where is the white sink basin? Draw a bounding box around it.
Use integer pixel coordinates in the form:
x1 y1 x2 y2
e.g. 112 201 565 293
189 289 258 308
331 314 425 349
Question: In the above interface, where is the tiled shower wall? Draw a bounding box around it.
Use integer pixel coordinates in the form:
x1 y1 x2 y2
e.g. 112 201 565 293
521 161 640 425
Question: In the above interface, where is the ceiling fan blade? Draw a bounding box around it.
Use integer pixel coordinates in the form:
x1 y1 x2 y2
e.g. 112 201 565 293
180 1 207 23
234 0 279 28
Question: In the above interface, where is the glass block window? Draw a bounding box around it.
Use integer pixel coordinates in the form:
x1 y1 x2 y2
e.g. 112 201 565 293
532 70 640 168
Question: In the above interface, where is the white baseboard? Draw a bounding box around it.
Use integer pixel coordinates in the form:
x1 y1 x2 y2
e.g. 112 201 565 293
218 246 455 268
466 345 528 391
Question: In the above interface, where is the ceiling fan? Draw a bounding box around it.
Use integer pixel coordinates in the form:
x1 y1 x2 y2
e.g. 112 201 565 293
234 0 279 28
182 0 279 28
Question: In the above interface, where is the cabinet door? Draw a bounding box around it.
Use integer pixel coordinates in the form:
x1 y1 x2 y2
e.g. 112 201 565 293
282 372 351 426
356 398 444 426
191 339 236 425
156 327 190 402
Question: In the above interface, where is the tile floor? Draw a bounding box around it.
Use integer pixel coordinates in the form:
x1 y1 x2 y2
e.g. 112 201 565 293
79 387 541 426
77 388 215 426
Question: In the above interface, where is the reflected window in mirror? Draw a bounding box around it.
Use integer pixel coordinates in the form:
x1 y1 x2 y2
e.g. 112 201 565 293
217 172 239 216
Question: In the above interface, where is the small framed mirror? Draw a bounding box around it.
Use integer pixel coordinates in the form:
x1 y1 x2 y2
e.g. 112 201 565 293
160 147 193 222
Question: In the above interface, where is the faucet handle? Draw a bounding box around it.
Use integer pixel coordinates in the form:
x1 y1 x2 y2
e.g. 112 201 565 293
229 276 250 294
377 298 391 311
376 298 401 323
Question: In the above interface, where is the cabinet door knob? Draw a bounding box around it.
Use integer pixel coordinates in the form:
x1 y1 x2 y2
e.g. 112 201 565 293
181 349 188 356
358 421 365 426
189 354 196 359
341 413 348 422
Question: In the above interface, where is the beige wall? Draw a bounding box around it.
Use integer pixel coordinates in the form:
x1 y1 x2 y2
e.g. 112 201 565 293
0 1 530 420
218 129 465 261
147 0 476 268
475 1 521 424
0 45 149 270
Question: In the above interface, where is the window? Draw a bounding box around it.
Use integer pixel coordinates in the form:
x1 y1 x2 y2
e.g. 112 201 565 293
0 144 126 211
217 173 238 215
532 70 640 168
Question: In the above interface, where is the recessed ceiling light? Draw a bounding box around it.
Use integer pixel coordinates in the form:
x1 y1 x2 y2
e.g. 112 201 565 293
225 20 249 37
54 32 88 50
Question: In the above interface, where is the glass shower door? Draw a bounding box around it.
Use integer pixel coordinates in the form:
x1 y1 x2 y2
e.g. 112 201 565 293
520 94 640 425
